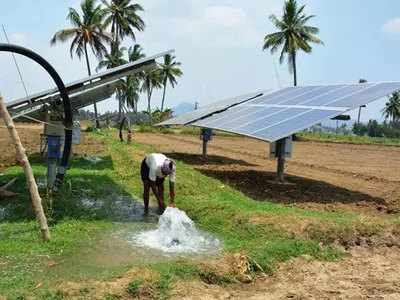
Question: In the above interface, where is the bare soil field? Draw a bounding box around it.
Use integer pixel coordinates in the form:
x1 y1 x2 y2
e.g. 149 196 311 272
171 246 400 300
0 123 105 172
135 133 400 214
0 123 42 171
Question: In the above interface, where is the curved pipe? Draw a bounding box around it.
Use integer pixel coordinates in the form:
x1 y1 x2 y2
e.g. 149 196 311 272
0 43 72 187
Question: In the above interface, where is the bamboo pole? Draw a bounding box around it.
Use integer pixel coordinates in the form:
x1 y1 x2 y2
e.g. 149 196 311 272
0 96 50 241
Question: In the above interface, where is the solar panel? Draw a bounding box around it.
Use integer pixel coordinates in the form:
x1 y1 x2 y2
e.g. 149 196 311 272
157 90 268 126
182 82 400 142
7 50 173 118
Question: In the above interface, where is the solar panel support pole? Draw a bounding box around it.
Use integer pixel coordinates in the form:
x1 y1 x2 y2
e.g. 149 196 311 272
202 139 208 160
201 128 213 160
276 138 286 182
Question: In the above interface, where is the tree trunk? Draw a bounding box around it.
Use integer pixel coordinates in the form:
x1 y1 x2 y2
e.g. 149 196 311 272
84 44 100 129
161 78 167 112
0 96 50 241
118 96 122 123
147 88 153 124
292 51 297 87
111 19 118 54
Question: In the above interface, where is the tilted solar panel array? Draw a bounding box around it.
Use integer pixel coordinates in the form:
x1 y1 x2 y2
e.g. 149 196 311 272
161 82 400 142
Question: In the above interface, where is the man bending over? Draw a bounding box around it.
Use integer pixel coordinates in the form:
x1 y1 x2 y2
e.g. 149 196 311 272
140 153 176 215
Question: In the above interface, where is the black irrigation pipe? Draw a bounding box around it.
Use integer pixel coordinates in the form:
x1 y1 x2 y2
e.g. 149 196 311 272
0 43 72 188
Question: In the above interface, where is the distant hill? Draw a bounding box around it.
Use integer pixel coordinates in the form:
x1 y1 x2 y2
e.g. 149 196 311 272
172 102 195 116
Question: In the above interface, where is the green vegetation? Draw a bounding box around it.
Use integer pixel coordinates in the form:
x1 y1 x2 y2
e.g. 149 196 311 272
51 0 111 127
1 130 398 299
159 54 183 112
298 132 400 146
126 279 142 297
353 120 400 139
263 0 323 86
53 0 183 125
383 92 400 123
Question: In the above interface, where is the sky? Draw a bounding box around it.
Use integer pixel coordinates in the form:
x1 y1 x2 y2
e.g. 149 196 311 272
1 0 400 122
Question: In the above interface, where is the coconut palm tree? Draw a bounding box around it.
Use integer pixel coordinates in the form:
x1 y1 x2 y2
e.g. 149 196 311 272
97 46 128 119
383 92 400 123
96 45 127 71
128 44 145 62
263 0 323 182
263 0 323 86
141 69 162 123
51 0 110 128
119 76 141 112
123 44 146 112
159 54 183 112
102 0 145 52
97 45 145 116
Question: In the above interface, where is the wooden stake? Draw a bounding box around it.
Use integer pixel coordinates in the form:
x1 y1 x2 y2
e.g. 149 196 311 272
0 96 50 241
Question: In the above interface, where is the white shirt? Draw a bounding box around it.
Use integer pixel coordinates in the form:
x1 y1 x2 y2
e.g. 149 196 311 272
145 153 176 183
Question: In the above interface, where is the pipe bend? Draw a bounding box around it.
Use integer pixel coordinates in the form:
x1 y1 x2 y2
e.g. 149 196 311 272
0 43 72 187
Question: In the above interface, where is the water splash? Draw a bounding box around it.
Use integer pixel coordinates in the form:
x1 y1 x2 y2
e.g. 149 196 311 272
83 155 103 164
131 207 220 254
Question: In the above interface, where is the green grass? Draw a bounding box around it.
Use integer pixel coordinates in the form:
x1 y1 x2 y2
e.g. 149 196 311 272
0 129 397 298
126 279 142 297
298 132 400 146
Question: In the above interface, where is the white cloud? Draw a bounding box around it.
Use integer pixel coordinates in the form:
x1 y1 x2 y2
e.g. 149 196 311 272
167 5 262 48
382 18 400 34
204 6 247 28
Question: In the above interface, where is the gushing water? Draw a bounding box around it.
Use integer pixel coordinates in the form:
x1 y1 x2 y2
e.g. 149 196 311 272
131 207 220 254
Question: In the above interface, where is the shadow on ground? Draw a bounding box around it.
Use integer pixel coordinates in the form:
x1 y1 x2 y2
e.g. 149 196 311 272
167 152 257 167
201 169 385 207
166 152 386 210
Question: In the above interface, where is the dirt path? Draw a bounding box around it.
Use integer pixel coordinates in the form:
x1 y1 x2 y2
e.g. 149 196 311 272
135 133 400 214
172 247 400 300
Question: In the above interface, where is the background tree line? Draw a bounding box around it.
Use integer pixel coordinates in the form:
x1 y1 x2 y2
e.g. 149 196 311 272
51 0 183 127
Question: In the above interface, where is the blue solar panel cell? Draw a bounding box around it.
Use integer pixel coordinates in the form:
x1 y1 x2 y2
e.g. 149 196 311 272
232 108 308 134
212 107 288 131
195 105 258 127
250 87 297 104
278 85 336 106
158 91 265 126
331 82 400 108
260 86 328 105
304 84 371 107
254 109 343 141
